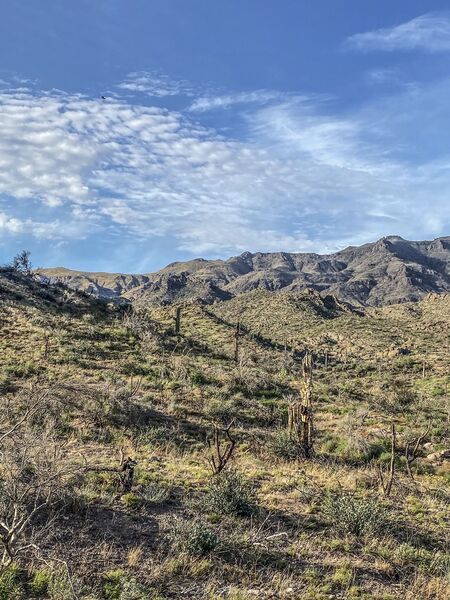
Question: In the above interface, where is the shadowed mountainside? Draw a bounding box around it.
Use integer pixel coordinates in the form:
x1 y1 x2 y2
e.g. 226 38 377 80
39 235 450 307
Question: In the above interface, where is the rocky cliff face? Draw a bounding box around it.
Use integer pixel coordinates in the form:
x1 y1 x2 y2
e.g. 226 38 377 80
39 236 450 307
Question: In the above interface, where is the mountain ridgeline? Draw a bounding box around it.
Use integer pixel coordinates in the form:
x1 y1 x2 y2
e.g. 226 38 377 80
39 236 450 307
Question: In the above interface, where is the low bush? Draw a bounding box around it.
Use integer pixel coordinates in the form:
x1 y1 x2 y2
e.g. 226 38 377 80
0 564 22 600
29 569 51 596
189 369 210 386
141 482 173 506
203 397 239 424
47 568 85 600
103 569 125 600
120 578 152 600
394 544 450 577
322 491 389 537
4 360 42 379
168 518 219 557
138 425 172 447
202 470 257 517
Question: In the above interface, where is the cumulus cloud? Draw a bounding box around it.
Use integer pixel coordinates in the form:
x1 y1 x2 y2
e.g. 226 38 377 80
0 210 86 239
347 13 450 53
0 212 23 234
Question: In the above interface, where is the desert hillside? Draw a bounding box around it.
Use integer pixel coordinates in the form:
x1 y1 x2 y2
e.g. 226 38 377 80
0 266 448 599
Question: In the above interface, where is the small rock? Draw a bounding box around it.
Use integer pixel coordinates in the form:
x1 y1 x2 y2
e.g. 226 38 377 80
426 449 450 463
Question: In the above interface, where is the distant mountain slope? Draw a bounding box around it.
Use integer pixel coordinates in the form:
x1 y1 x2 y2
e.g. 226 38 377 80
39 267 150 302
39 235 450 306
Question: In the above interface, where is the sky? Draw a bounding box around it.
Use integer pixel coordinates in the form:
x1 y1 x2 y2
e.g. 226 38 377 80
0 0 449 273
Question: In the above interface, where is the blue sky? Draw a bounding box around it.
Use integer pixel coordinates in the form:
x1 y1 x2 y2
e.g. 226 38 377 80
0 1 449 272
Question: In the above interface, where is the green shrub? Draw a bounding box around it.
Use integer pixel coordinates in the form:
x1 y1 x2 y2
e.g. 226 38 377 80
103 569 126 600
102 572 155 600
377 381 418 414
331 563 354 587
120 578 151 600
290 473 323 503
322 434 389 463
391 383 417 409
0 564 23 600
429 383 446 397
203 397 238 424
168 518 219 557
394 544 450 576
4 360 42 378
269 430 303 461
29 569 51 596
203 470 257 517
47 568 84 600
141 482 173 506
322 491 388 537
120 360 150 377
139 425 172 447
121 492 141 508
0 372 14 394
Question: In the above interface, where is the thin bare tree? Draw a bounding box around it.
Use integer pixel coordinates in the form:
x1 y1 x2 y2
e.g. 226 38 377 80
404 424 430 484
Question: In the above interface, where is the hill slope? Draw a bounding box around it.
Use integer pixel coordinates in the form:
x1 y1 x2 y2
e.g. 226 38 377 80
0 270 449 599
39 235 450 307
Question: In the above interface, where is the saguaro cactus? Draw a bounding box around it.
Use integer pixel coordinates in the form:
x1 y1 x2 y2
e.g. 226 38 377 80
287 351 314 457
378 423 396 497
234 319 242 362
174 306 182 335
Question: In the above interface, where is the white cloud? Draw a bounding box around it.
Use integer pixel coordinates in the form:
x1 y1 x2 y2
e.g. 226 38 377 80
189 90 293 112
0 212 24 234
365 68 402 86
117 71 195 97
0 210 86 239
0 77 449 262
347 13 450 53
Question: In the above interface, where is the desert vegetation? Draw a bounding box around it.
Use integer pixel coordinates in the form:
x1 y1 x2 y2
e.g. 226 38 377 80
0 257 448 599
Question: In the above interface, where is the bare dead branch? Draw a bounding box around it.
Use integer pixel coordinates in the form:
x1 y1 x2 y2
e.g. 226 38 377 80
206 420 236 475
405 423 430 483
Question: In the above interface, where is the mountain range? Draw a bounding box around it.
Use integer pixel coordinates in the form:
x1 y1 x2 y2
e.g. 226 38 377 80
39 235 450 307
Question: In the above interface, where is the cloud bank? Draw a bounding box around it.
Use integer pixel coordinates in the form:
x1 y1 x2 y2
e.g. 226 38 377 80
0 68 449 268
